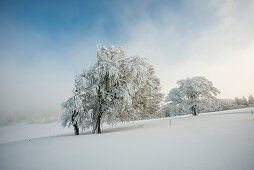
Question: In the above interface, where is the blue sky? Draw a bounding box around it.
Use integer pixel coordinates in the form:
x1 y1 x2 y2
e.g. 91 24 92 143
0 0 254 118
0 0 218 76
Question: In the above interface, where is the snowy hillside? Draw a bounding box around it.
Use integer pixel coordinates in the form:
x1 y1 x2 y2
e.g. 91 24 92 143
0 108 254 170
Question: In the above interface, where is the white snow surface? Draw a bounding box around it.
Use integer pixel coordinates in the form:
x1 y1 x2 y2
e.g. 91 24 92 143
0 107 254 170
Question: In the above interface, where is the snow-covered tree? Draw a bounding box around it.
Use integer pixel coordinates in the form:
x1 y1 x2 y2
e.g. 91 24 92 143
234 97 241 106
242 96 248 106
234 96 249 107
165 76 220 116
62 45 163 134
61 96 83 135
248 95 254 105
164 88 184 116
209 99 237 111
132 63 164 119
161 103 183 117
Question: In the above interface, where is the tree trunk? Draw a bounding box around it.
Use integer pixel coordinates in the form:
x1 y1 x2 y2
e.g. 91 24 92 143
96 116 101 134
192 105 197 116
92 83 104 134
71 110 79 135
73 124 79 135
92 115 102 134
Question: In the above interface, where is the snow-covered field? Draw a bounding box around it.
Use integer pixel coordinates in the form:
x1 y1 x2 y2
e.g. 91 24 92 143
0 107 254 170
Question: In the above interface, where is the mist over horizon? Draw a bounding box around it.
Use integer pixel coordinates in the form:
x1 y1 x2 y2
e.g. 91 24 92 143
0 0 254 124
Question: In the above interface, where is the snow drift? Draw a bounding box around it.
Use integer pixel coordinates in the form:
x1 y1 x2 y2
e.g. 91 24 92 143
0 107 254 170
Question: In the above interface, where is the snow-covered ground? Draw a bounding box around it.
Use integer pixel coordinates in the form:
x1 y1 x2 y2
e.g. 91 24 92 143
0 107 254 170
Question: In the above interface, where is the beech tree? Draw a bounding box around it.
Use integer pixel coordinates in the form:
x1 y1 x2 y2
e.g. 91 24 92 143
249 95 254 105
132 64 164 119
165 76 220 116
234 96 249 106
242 96 248 106
61 96 82 135
211 98 236 111
61 45 162 134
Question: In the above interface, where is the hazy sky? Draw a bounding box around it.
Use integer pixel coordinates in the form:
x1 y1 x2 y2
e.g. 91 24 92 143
0 0 254 117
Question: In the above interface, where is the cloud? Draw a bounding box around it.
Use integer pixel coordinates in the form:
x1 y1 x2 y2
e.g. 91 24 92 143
123 0 254 98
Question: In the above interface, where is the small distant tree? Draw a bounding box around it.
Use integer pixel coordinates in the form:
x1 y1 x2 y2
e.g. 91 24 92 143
162 103 183 117
248 95 254 105
242 96 248 106
234 96 249 107
164 88 184 116
165 76 220 116
234 97 241 106
216 99 236 111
